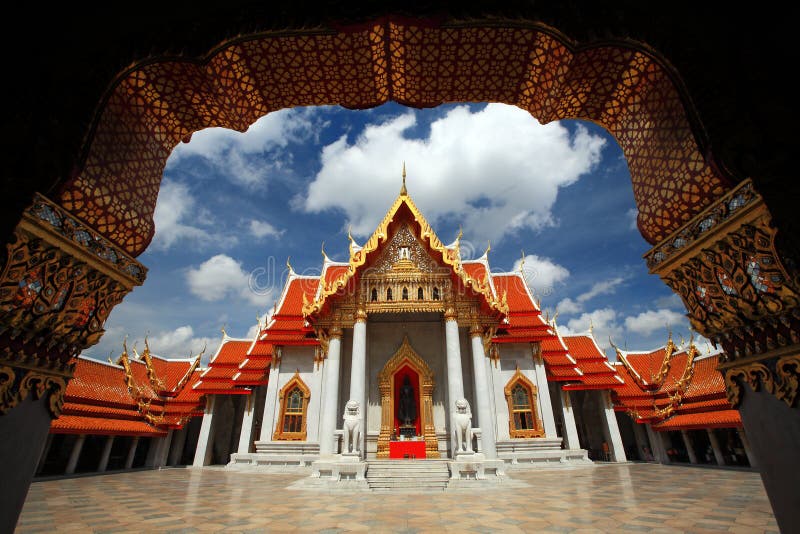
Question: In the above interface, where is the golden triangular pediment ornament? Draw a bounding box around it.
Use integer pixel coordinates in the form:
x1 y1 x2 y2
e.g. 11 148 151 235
302 173 508 318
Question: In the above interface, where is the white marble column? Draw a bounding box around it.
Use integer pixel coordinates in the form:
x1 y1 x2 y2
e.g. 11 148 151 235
739 429 758 469
631 420 649 459
681 430 698 464
659 431 673 463
259 352 281 442
707 428 726 466
124 437 139 469
349 309 367 455
532 353 558 438
319 326 343 457
646 424 668 463
193 395 216 467
65 434 85 474
559 387 582 450
97 436 115 472
156 430 173 467
470 325 496 459
168 427 188 466
444 310 465 409
599 390 627 462
237 390 257 454
445 310 466 457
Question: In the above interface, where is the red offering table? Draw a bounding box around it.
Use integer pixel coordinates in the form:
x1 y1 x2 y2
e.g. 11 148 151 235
389 440 426 459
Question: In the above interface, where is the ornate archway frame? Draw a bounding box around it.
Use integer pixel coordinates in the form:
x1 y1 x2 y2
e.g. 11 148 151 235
377 336 439 458
273 371 310 441
503 367 544 438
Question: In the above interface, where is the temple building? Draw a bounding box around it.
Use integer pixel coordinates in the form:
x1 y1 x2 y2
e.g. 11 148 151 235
34 178 757 484
189 179 632 481
611 338 757 468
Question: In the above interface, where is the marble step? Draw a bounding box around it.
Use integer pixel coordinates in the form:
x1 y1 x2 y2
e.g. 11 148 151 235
366 460 450 491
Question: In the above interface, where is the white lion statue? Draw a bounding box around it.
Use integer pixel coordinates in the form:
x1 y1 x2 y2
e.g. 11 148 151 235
342 399 361 455
451 398 474 454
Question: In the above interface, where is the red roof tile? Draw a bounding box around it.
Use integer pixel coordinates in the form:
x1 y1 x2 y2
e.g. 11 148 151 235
51 415 165 436
652 410 742 431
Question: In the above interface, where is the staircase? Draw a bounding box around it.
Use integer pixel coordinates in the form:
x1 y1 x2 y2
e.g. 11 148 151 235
366 459 450 491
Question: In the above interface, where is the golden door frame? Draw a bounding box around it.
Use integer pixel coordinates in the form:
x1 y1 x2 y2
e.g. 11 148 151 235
377 336 440 458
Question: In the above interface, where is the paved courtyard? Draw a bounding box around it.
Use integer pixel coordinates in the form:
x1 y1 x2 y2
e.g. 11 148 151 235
18 463 777 533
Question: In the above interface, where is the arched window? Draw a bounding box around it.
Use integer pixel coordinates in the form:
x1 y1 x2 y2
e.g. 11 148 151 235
402 287 409 300
418 287 424 300
503 369 544 438
432 287 440 300
387 287 393 301
371 288 378 301
273 372 310 441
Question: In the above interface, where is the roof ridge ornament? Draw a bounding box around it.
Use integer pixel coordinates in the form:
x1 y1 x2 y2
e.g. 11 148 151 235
286 256 295 276
400 161 407 196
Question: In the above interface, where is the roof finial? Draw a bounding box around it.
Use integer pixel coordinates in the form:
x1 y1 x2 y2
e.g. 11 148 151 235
400 161 407 195
589 318 594 334
286 256 294 275
321 241 328 260
519 250 526 273
221 324 228 338
484 240 491 257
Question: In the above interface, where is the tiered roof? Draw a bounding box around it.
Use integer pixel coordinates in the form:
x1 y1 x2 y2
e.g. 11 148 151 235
193 335 271 394
52 347 207 436
611 336 741 431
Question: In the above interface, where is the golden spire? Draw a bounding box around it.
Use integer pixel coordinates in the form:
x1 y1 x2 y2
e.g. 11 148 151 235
484 240 491 257
400 161 407 196
286 256 294 275
321 241 328 260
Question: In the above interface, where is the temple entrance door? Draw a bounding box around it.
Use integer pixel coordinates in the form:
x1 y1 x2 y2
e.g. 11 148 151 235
377 336 439 458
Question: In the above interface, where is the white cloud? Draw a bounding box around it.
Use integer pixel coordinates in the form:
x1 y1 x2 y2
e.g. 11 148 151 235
511 254 570 297
654 293 685 310
577 277 625 304
187 254 273 306
249 219 284 239
556 297 582 315
299 104 605 244
561 307 623 351
152 179 216 250
167 108 324 189
145 326 217 361
556 277 626 316
624 309 687 337
626 208 638 231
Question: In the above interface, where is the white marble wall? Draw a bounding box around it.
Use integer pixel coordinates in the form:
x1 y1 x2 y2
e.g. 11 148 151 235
489 343 539 441
267 346 318 441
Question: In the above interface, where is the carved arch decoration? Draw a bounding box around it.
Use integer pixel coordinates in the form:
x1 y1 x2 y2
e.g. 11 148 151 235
58 18 730 256
504 368 544 438
377 335 439 458
273 371 311 441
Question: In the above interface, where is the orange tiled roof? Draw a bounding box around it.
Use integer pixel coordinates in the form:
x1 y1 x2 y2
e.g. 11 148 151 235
492 274 537 313
63 358 136 408
652 410 742 431
210 339 252 366
149 356 195 392
463 261 488 282
51 415 166 436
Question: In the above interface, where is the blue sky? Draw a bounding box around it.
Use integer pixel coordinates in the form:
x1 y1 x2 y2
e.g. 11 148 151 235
83 102 708 363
